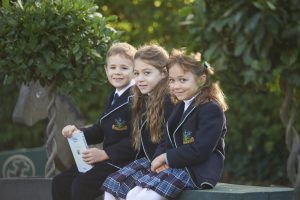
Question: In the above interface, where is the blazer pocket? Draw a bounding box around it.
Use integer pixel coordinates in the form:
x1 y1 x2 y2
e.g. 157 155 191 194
112 117 128 131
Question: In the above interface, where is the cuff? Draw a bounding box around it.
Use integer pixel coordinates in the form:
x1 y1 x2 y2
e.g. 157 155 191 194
165 153 169 165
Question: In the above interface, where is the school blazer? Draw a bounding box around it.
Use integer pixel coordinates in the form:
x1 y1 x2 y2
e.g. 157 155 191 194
163 100 227 188
80 87 136 168
135 95 174 161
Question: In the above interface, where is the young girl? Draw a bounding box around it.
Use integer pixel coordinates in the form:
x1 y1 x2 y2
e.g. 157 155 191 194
101 44 174 200
125 49 228 200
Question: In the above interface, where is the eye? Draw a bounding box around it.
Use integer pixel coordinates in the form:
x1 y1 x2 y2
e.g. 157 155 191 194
133 71 139 77
144 71 150 75
121 66 129 70
109 66 116 70
169 79 175 84
179 78 187 83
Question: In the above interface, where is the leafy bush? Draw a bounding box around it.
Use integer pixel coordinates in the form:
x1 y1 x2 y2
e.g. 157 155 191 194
0 0 117 93
0 0 117 150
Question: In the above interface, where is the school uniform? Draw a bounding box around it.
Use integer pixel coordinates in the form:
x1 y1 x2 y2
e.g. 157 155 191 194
135 100 227 199
52 86 136 200
101 95 174 199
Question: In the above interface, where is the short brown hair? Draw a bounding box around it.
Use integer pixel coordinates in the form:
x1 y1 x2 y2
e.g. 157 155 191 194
106 42 137 62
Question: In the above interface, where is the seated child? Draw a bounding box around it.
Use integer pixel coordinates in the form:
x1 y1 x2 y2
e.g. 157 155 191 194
51 42 137 200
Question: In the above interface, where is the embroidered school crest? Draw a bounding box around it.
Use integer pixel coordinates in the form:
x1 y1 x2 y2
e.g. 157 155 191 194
183 129 194 144
112 118 128 131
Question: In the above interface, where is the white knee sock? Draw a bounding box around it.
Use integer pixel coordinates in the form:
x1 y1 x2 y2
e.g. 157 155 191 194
104 192 117 200
135 188 167 200
126 186 143 200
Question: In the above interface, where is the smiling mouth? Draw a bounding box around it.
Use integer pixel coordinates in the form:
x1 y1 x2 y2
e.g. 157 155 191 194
113 78 123 81
174 92 184 96
138 85 147 88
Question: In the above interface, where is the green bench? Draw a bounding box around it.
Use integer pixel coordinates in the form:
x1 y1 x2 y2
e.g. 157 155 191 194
0 147 293 200
0 178 293 200
178 183 293 200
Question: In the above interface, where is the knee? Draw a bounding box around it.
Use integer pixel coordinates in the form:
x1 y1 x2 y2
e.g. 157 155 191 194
126 189 135 200
135 189 165 200
71 176 85 193
126 186 143 200
104 192 117 200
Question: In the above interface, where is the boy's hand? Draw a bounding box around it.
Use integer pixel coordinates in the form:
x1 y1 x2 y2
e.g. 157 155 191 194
62 125 79 138
151 153 167 172
82 148 109 164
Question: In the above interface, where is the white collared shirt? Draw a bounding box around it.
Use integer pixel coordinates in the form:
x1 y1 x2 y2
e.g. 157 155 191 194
183 95 197 112
114 80 135 97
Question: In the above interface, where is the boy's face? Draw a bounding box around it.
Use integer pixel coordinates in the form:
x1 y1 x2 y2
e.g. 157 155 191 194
105 54 134 91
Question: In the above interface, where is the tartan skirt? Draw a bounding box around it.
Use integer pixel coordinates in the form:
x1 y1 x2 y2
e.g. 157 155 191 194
101 157 151 199
101 157 197 199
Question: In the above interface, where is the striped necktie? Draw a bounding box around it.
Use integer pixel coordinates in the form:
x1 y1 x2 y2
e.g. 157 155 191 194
111 93 119 105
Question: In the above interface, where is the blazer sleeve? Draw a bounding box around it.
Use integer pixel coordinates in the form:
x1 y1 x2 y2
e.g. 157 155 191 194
104 137 136 164
80 96 111 145
153 134 167 159
80 122 104 145
166 102 225 168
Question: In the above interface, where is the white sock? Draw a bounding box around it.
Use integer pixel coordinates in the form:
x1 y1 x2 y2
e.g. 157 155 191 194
104 192 117 200
126 186 143 200
135 188 167 200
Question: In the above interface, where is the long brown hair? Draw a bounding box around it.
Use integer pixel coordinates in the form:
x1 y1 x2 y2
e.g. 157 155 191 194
167 49 228 111
131 44 169 150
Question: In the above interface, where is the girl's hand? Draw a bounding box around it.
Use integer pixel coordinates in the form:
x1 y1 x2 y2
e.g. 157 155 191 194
62 125 79 138
155 164 169 173
151 153 167 172
82 148 109 165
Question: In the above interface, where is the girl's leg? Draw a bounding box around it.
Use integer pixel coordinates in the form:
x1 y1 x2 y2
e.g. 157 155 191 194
126 186 143 200
135 188 167 200
104 192 119 200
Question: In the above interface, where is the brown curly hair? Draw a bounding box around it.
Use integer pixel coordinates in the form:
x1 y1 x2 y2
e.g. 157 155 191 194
167 49 228 112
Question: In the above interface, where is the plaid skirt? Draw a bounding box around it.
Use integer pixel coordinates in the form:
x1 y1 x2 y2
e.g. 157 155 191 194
101 157 151 199
101 157 197 199
136 166 196 199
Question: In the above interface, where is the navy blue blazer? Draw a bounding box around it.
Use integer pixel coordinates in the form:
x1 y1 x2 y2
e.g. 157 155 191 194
135 95 174 161
80 87 136 168
157 100 227 188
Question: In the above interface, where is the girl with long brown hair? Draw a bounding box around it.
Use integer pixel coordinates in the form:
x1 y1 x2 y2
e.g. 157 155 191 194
102 44 174 200
125 49 228 200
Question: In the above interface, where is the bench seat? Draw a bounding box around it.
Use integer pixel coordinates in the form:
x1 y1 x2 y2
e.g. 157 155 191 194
0 178 293 200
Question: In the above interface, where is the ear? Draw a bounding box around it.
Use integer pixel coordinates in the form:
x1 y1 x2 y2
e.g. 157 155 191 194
199 74 206 81
197 74 207 87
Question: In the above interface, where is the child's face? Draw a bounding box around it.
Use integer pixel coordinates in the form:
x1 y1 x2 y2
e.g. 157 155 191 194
105 54 134 91
168 64 200 101
133 58 166 95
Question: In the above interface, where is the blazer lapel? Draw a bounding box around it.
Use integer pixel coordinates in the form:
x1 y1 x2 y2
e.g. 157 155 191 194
167 101 196 147
100 88 132 123
166 103 184 146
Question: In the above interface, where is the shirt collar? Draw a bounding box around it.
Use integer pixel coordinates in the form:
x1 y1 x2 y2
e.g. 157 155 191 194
183 95 197 111
115 80 135 97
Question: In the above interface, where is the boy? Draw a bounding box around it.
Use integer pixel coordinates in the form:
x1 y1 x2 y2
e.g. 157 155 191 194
52 42 137 200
